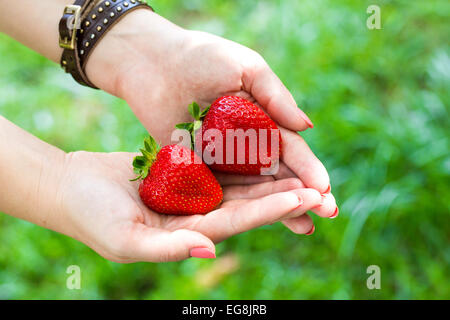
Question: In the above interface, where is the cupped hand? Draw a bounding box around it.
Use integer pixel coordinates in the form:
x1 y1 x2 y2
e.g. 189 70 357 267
85 10 338 233
60 151 324 263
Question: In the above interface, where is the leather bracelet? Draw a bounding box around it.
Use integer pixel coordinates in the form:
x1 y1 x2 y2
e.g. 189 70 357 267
59 0 97 88
59 0 153 89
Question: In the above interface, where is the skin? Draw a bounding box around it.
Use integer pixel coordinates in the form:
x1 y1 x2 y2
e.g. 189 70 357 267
0 116 323 262
0 2 338 262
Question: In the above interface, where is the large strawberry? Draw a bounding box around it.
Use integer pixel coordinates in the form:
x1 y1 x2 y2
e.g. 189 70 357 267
177 96 282 175
132 136 223 215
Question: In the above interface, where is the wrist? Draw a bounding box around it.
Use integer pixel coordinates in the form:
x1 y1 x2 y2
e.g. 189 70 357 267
85 8 187 98
0 116 69 236
34 147 71 236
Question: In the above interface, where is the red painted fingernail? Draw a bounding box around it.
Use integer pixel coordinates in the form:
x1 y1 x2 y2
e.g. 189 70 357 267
312 195 325 209
298 109 314 129
329 207 339 219
324 185 331 194
305 225 315 235
295 196 304 209
190 248 216 259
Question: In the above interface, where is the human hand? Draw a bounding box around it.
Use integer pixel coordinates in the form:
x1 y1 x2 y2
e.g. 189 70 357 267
85 10 338 230
59 151 324 262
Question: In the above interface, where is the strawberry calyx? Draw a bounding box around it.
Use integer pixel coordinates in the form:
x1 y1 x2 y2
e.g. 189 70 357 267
175 102 210 149
131 135 161 181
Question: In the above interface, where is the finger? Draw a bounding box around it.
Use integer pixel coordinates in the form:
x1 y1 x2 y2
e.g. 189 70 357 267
223 184 333 220
197 191 302 242
223 178 304 201
273 161 297 180
281 188 323 219
280 127 330 193
271 185 336 219
310 192 339 218
215 172 274 186
282 214 315 235
243 62 313 131
125 225 216 262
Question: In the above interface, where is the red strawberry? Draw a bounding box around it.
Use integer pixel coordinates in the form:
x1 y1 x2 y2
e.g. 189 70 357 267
177 96 282 175
132 136 223 215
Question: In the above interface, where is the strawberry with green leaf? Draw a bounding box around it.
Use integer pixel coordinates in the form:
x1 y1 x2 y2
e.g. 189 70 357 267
177 96 282 175
132 136 223 215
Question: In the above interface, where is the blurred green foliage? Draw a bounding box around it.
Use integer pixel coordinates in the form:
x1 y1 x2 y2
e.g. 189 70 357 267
0 0 449 299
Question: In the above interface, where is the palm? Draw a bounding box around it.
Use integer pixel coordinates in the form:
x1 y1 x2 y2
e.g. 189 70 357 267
62 151 323 262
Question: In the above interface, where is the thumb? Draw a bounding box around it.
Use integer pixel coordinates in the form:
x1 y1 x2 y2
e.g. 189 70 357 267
128 225 216 262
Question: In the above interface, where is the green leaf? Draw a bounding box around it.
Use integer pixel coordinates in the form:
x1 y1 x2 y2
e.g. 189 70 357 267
174 102 209 150
130 135 160 181
176 123 194 131
200 105 210 119
188 102 201 120
132 156 145 168
144 136 159 153
188 103 195 118
133 160 145 169
140 148 153 161
144 138 152 153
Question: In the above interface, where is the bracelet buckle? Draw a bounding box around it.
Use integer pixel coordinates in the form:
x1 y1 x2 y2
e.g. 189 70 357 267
59 5 82 50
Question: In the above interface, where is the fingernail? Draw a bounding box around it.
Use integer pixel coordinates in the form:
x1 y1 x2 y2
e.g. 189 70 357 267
190 247 216 259
305 225 315 235
312 195 325 209
329 207 339 219
294 196 304 209
298 108 314 129
324 185 331 194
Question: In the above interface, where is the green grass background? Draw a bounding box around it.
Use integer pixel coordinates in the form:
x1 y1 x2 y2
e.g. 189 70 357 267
0 0 449 299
